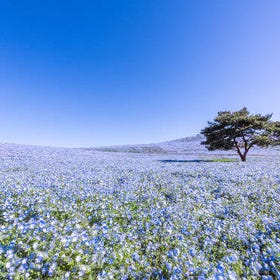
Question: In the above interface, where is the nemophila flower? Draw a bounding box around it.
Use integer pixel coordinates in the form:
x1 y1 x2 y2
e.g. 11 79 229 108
165 262 172 271
64 271 71 278
5 262 12 270
224 254 239 264
0 144 280 278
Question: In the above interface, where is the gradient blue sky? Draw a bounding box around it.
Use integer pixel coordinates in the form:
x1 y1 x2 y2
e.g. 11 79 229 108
1 1 279 147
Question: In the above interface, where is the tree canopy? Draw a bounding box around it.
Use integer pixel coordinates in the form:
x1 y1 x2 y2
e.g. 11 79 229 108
267 121 280 146
200 107 279 161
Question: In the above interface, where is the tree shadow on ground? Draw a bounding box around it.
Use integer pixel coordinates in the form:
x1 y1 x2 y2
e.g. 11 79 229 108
159 158 237 163
159 159 212 163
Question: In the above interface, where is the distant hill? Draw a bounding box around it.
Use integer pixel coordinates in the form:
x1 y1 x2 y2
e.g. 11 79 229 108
86 134 280 156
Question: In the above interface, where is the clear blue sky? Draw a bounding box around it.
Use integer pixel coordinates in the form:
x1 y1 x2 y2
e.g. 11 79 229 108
1 1 279 147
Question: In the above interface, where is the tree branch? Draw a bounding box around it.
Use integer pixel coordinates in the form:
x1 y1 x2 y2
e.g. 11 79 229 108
241 131 248 150
234 137 244 160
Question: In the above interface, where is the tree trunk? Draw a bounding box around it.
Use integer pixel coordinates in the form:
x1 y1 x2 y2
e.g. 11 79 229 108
236 146 247 162
239 149 249 162
240 154 246 162
236 147 247 162
234 139 250 162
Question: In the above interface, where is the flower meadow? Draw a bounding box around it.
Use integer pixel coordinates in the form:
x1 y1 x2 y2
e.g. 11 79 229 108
0 143 280 279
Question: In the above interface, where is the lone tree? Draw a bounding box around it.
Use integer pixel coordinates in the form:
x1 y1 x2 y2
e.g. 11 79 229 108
201 107 277 162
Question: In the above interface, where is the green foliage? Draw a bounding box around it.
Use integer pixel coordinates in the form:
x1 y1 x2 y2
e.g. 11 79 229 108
201 107 279 161
266 121 280 145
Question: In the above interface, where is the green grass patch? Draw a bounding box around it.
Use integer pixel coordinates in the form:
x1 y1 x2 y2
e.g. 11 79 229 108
208 158 238 162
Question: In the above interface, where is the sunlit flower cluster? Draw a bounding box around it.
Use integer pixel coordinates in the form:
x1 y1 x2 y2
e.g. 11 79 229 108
0 143 279 279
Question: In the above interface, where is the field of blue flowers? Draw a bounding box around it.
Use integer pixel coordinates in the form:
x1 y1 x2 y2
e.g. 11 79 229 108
0 143 280 279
